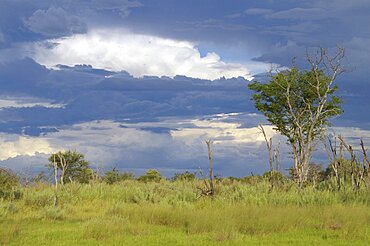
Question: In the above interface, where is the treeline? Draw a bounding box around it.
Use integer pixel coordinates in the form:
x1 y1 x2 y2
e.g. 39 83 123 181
0 148 368 202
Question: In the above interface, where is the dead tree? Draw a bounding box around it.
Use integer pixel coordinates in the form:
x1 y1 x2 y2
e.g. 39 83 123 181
339 136 364 190
196 167 213 198
360 140 369 188
196 140 215 198
274 141 281 172
205 140 215 196
258 125 274 173
57 154 68 186
323 134 343 191
53 155 58 207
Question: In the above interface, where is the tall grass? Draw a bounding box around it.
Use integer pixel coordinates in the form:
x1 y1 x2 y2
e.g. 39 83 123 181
1 179 369 245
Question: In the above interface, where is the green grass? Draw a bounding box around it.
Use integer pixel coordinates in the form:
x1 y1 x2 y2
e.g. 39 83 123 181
1 180 370 245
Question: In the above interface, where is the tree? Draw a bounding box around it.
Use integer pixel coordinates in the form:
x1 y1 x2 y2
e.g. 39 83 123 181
0 168 21 199
103 167 135 184
0 168 19 191
172 171 196 181
138 169 162 182
248 47 345 187
48 150 91 184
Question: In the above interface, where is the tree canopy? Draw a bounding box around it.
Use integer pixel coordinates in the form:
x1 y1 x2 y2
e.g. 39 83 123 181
248 47 345 186
48 150 91 184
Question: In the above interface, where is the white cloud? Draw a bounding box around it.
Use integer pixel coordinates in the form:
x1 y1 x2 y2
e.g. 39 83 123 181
171 116 278 145
30 29 252 80
0 96 64 109
0 134 54 161
25 7 87 37
91 0 142 17
44 113 281 167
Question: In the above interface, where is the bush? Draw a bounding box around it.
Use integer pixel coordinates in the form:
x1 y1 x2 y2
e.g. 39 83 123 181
103 168 135 184
172 171 196 181
0 168 21 200
138 169 162 182
0 168 19 190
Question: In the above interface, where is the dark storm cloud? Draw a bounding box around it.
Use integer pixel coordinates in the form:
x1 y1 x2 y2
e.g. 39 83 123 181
0 58 252 135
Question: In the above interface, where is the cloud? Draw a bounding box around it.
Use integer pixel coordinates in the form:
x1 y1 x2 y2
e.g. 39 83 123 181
30 29 252 80
92 0 142 17
0 30 4 44
0 134 53 161
245 8 273 15
25 7 87 37
0 96 64 109
267 8 327 20
30 113 285 176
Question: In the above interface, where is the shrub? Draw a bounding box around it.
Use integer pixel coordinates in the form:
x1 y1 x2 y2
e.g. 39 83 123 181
172 171 196 181
138 169 162 182
103 168 135 184
0 168 21 200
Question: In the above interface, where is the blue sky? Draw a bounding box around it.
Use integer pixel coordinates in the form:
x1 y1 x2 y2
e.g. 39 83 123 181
0 0 369 177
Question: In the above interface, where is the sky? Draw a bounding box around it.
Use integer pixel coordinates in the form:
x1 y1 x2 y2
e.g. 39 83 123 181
0 0 369 177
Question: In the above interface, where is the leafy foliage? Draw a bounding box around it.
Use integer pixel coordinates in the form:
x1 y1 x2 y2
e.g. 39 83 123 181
0 168 21 200
248 67 342 143
138 169 162 182
103 168 135 184
0 168 19 191
172 171 196 181
48 150 91 184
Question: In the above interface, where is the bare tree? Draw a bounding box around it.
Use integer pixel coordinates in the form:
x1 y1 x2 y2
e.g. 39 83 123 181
205 140 215 196
53 155 58 207
196 140 215 198
258 125 274 173
360 140 370 188
323 134 343 191
274 140 281 172
57 154 68 186
338 136 367 190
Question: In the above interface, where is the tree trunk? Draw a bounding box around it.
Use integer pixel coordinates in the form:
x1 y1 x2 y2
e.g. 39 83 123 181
53 155 58 207
205 140 215 196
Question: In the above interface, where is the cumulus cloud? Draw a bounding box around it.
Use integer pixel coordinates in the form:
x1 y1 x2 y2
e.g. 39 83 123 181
0 134 53 161
25 7 87 37
41 113 283 176
30 29 252 80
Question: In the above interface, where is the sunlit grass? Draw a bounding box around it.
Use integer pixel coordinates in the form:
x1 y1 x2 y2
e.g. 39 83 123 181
1 180 369 245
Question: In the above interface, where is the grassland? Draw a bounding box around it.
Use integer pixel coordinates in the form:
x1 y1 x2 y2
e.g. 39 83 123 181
1 179 370 245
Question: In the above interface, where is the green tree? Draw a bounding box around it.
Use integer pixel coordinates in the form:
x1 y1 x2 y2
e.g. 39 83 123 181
138 169 162 182
48 150 91 184
172 171 196 181
248 47 345 186
0 168 21 199
103 167 135 184
0 168 19 191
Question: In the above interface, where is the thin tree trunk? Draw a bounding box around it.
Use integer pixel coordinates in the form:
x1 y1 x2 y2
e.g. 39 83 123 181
205 140 215 196
53 155 58 207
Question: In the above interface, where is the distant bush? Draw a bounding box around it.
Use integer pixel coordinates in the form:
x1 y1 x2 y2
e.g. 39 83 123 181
103 168 135 184
138 169 162 182
0 168 21 200
172 171 196 181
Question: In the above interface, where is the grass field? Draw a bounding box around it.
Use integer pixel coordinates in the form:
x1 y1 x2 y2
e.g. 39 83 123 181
1 180 370 245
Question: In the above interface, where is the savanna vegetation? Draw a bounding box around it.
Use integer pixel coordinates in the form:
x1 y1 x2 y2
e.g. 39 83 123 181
1 47 369 245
